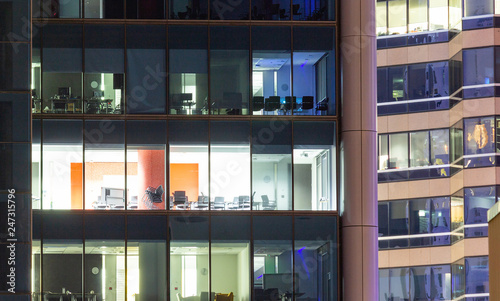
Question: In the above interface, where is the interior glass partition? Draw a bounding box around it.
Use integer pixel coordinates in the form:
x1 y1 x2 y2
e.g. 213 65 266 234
210 26 250 115
84 120 125 210
127 121 167 210
169 26 208 115
170 216 210 301
251 26 291 115
252 120 292 210
42 120 83 210
211 216 251 301
42 24 83 114
210 121 251 210
293 121 336 210
293 27 335 116
169 120 209 210
84 25 125 114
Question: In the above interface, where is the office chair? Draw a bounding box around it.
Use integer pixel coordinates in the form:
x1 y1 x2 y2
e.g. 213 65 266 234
301 96 314 110
261 195 277 210
239 195 250 209
227 197 239 210
196 195 209 210
215 292 233 301
292 4 302 18
213 196 226 210
173 191 189 209
264 96 281 113
284 96 297 113
252 96 265 111
315 97 328 114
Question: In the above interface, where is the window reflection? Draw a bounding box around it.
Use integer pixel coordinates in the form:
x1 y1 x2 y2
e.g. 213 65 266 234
464 186 496 237
409 0 428 33
388 0 407 35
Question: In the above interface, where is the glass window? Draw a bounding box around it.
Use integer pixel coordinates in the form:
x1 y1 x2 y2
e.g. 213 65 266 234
170 0 208 19
32 120 41 209
378 203 389 249
0 43 30 91
84 0 124 18
409 198 431 246
450 52 462 96
431 197 451 245
42 0 80 18
464 117 495 168
211 0 249 19
210 26 250 115
431 129 450 165
84 120 125 210
126 25 167 114
293 121 336 210
0 194 30 243
449 0 462 30
0 144 30 192
376 0 388 36
42 24 83 114
464 186 496 237
451 120 463 164
377 68 389 103
292 0 334 20
411 265 451 300
379 135 389 170
253 216 293 299
211 216 251 300
379 269 390 301
169 26 208 115
389 133 409 169
127 216 167 300
294 216 337 301
169 120 209 210
388 0 407 35
408 62 449 100
210 121 251 210
251 26 291 115
252 120 292 210
451 190 464 244
408 63 426 100
0 94 30 142
465 257 489 294
409 0 428 33
169 216 209 301
464 0 493 16
252 0 290 20
127 121 167 210
390 268 410 300
463 47 494 86
429 0 448 31
42 120 83 210
126 0 165 18
0 0 29 41
293 27 336 116
410 131 430 167
452 259 465 299
32 239 41 297
388 66 407 101
84 25 125 114
389 200 409 248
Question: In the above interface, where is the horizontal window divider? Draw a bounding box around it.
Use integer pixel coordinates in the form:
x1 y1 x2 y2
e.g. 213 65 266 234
377 30 450 39
463 293 490 299
464 223 488 229
463 153 498 159
377 96 449 106
462 83 500 90
378 164 450 173
462 14 494 21
378 232 452 240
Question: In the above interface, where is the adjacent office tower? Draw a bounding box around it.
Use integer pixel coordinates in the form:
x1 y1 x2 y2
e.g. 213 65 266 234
376 1 494 300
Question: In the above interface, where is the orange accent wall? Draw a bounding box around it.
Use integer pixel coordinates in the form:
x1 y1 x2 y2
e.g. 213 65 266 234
138 150 166 209
170 163 199 203
70 163 83 209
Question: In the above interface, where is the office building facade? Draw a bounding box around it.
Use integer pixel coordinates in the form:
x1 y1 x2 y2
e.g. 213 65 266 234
376 1 495 300
0 0 378 300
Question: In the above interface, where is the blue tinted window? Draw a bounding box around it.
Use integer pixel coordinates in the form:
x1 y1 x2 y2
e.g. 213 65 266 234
0 94 30 142
463 47 494 86
465 257 489 294
464 186 496 237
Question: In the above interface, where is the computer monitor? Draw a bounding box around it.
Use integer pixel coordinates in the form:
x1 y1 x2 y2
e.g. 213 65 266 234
101 187 125 208
58 87 71 97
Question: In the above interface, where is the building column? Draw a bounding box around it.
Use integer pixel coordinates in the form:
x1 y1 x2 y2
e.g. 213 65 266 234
340 0 378 300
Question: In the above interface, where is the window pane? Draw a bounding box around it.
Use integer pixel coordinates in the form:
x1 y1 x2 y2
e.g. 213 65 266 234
84 120 125 210
293 121 336 210
253 216 293 299
410 131 429 167
409 198 431 246
379 269 390 301
84 0 124 18
376 1 388 36
0 0 29 41
378 203 389 249
451 191 464 244
0 143 30 192
388 0 407 34
42 0 81 18
211 0 249 19
464 117 495 168
294 216 337 301
431 197 451 245
210 26 250 115
0 94 30 142
464 186 496 237
169 26 208 115
464 0 493 16
169 120 209 210
389 133 408 169
170 216 209 301
0 43 30 91
33 120 41 209
292 0 334 20
390 268 409 300
377 68 389 102
431 129 449 165
252 120 292 210
409 0 428 33
126 25 167 114
449 0 462 30
429 0 448 31
388 66 407 101
252 0 290 20
211 216 251 300
252 26 291 115
389 200 409 248
463 47 494 86
293 27 335 116
379 135 389 170
452 259 465 299
170 0 208 19
210 121 251 210
126 0 165 18
127 121 167 210
465 257 489 294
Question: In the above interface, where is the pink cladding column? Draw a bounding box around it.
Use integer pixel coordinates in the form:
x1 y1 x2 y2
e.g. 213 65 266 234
340 0 378 299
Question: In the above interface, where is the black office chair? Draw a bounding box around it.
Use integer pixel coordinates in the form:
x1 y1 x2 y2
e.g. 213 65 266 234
264 96 281 113
284 96 297 113
252 96 265 112
143 185 164 209
213 196 225 210
173 191 189 209
292 4 302 18
261 195 277 210
301 96 314 110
